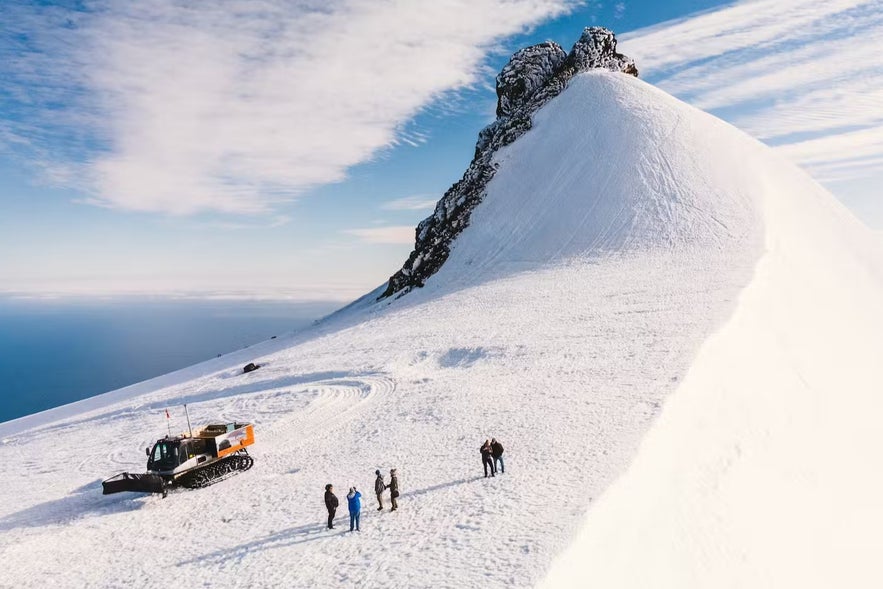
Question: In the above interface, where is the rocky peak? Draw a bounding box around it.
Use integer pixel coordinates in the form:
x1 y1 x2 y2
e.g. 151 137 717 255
565 27 639 77
379 27 636 300
496 42 567 118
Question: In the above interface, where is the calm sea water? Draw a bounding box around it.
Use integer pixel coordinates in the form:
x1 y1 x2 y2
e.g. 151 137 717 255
0 298 341 423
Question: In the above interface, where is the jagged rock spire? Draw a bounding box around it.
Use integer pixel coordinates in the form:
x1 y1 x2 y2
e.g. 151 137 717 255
379 27 636 300
496 42 567 118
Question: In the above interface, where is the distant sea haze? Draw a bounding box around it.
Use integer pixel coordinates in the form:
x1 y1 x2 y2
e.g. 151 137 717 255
0 298 341 423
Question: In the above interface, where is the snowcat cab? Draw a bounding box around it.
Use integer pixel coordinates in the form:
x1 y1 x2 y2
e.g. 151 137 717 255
147 437 209 474
102 422 255 497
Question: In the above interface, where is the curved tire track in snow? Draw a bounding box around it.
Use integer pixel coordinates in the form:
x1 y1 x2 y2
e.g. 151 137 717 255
256 374 396 474
264 374 393 437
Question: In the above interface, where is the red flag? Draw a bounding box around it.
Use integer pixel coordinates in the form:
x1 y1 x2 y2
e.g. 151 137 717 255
165 409 170 419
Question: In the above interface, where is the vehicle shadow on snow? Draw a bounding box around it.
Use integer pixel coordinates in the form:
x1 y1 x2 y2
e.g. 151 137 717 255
0 478 147 532
180 476 484 566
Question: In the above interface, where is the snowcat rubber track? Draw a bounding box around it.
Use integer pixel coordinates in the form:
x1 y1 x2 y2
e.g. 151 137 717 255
175 451 254 489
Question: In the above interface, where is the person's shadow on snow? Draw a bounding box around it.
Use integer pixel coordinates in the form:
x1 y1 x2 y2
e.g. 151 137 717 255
180 476 485 566
400 476 484 499
178 521 335 566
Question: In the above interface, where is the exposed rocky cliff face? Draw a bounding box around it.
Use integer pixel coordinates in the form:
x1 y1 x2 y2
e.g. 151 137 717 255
380 27 637 299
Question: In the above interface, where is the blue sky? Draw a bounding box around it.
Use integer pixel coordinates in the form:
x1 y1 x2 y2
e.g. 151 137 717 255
1 0 881 300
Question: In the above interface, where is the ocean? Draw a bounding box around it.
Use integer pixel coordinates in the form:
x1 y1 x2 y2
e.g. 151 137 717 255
0 298 342 423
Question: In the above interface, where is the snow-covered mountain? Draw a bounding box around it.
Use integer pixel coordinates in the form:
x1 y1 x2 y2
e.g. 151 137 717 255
3 28 883 589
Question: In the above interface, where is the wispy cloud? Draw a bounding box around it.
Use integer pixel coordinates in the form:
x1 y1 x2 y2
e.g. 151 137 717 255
194 215 293 231
344 225 415 244
621 0 883 183
380 195 439 211
1 0 576 216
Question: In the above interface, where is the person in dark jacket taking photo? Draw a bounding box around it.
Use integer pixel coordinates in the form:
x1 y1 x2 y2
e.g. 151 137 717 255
324 483 338 529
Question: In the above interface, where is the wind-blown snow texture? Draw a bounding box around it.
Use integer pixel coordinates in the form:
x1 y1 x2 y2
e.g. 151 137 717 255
3 62 883 589
381 27 637 298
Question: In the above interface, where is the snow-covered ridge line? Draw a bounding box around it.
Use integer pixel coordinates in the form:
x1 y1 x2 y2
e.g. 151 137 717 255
537 91 883 587
380 27 636 299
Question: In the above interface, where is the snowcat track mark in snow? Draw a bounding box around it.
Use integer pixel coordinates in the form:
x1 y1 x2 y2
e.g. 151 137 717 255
101 422 255 496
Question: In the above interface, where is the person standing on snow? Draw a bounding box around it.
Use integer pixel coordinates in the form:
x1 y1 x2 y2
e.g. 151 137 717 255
388 469 400 511
491 438 505 474
324 483 339 529
374 470 386 511
480 440 495 477
347 486 362 531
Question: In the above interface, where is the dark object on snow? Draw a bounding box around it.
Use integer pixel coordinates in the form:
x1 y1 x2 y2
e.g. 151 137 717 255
243 362 260 373
379 27 637 299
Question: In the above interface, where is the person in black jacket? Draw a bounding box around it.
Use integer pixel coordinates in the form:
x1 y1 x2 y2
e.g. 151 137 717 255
374 470 386 511
480 440 495 477
388 469 400 511
324 483 339 529
490 438 504 474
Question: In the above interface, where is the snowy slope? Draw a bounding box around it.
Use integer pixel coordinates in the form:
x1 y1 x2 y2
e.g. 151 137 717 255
2 72 881 589
540 106 883 587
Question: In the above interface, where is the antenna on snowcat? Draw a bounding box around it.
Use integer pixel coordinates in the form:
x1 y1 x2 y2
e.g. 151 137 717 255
184 403 193 438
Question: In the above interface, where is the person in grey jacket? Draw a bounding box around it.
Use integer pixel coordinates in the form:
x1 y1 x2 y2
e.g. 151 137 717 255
388 468 400 511
374 469 386 511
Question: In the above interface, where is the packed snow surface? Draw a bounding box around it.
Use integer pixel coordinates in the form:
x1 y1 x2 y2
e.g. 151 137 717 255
2 72 881 588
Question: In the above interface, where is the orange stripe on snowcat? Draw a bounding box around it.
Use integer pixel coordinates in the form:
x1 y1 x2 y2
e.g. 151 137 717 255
216 423 255 458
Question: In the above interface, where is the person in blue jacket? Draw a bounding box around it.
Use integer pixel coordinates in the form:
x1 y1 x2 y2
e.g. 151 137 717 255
347 486 362 532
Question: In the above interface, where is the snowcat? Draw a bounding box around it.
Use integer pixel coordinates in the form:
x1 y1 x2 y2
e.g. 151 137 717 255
102 422 255 497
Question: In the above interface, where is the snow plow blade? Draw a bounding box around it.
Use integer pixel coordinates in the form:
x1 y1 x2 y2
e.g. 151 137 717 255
102 472 166 495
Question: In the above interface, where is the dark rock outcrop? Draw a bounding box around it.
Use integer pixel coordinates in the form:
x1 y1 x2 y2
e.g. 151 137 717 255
496 42 567 119
379 27 637 300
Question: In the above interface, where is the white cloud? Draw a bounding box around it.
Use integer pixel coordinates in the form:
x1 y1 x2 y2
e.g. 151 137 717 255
1 0 576 215
776 126 883 182
344 225 415 244
621 0 883 184
380 195 439 211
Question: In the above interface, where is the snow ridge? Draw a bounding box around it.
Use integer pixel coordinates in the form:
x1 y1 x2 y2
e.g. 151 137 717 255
380 27 636 299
